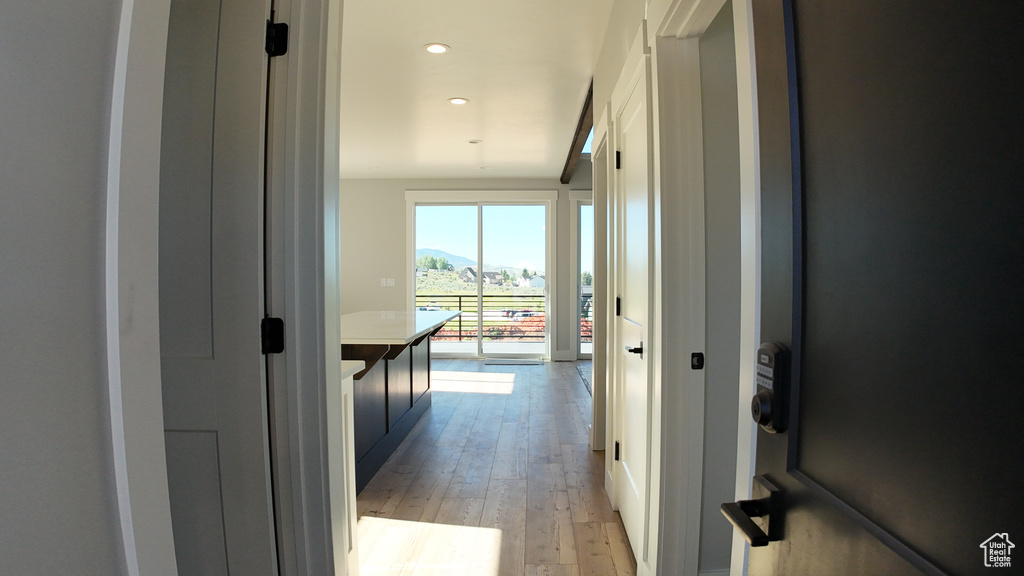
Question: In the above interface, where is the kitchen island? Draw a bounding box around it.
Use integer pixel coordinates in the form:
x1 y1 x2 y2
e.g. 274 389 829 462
341 310 459 492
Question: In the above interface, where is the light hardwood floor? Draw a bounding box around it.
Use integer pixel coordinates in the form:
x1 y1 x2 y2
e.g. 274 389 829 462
356 359 636 576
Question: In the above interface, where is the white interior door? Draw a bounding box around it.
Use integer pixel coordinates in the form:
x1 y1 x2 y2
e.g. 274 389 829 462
614 60 652 562
159 0 277 573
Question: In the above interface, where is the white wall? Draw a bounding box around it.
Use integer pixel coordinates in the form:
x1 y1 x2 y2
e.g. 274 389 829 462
594 0 647 112
1 1 128 573
340 166 592 359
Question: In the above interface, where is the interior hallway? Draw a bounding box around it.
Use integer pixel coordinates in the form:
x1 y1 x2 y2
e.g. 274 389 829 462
356 359 636 575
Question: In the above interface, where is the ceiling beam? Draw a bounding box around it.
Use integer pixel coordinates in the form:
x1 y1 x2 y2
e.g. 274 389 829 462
560 81 594 184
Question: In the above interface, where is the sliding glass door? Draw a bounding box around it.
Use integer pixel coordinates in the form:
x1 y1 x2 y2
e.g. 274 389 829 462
414 201 549 358
414 205 478 355
578 202 594 357
481 204 547 356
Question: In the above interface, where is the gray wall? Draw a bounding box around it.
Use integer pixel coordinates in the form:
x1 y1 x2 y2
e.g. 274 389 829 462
698 1 741 572
0 0 127 574
340 164 592 358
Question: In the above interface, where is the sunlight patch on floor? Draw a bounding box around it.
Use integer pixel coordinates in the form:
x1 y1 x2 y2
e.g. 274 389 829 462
430 370 515 394
357 516 502 575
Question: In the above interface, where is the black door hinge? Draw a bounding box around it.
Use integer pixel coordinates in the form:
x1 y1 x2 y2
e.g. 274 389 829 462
266 20 289 57
615 296 621 316
614 441 621 461
261 317 285 354
691 352 704 370
615 151 621 169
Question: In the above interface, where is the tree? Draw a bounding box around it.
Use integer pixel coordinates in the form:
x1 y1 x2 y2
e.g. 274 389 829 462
522 267 530 278
437 257 450 271
581 271 593 286
416 255 438 270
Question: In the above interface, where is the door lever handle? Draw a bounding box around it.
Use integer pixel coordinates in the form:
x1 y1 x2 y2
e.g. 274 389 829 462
721 500 770 546
721 474 782 547
625 342 643 358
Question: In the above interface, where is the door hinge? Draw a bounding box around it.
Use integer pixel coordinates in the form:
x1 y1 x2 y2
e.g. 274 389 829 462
615 151 621 169
614 441 621 461
261 317 285 354
615 296 621 316
691 352 705 370
265 20 289 57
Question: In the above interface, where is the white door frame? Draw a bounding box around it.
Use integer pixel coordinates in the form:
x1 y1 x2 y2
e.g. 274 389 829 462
107 0 355 573
727 1 762 573
648 1 760 574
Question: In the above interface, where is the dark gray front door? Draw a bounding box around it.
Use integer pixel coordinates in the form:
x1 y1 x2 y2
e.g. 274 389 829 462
736 2 1024 574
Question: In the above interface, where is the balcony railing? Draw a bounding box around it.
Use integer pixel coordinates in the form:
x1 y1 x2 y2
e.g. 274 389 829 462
416 293 546 342
416 293 593 344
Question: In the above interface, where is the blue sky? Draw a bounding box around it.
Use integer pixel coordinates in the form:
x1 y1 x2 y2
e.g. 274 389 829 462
415 204 595 276
416 205 547 273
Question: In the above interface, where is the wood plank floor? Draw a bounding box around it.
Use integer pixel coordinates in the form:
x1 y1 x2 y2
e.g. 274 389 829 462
357 359 636 576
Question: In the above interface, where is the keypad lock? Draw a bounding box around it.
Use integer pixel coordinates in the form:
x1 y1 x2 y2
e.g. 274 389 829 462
751 343 788 433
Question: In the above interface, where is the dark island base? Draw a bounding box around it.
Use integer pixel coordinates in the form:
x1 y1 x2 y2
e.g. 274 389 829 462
344 336 433 494
354 388 430 492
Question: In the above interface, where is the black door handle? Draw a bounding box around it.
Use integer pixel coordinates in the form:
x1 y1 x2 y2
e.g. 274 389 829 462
721 474 782 547
721 500 770 547
625 342 643 358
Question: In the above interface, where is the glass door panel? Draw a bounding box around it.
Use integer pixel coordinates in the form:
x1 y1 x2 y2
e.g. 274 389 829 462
415 205 477 355
480 204 548 356
579 203 594 356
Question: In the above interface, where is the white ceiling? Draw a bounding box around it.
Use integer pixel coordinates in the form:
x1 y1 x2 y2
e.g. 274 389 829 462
338 0 614 179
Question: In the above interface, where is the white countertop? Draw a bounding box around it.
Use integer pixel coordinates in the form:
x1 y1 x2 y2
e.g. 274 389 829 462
340 360 365 380
340 310 460 345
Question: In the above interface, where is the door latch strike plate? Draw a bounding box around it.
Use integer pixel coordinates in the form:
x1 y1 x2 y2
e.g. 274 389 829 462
691 352 704 370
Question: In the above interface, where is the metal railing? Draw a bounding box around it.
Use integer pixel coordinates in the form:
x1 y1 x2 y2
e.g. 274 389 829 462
579 294 593 344
416 293 594 344
416 293 546 342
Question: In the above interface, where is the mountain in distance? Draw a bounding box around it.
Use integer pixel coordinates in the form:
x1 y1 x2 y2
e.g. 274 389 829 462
416 248 475 269
415 248 543 275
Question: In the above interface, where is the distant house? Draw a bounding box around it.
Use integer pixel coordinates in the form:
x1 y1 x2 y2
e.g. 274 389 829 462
516 276 532 288
460 266 506 285
529 275 545 288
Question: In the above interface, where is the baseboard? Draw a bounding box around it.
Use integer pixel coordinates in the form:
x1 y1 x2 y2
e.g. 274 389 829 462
605 468 616 508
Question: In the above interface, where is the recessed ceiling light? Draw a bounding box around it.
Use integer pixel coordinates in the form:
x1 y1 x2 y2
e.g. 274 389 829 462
448 97 469 105
468 139 483 144
424 43 450 54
